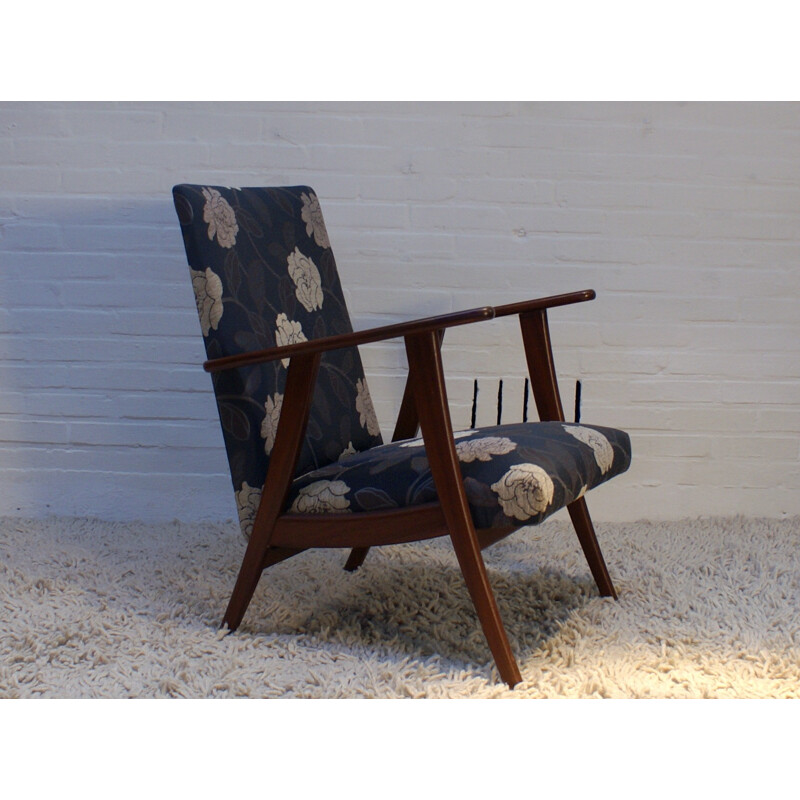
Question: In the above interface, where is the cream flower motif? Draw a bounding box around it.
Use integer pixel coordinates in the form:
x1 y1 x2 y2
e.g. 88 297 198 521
190 267 224 336
202 187 238 248
491 463 555 521
235 481 262 538
563 424 614 475
290 480 351 514
287 247 323 312
260 393 283 455
300 191 331 249
456 436 517 463
355 378 381 437
275 313 308 367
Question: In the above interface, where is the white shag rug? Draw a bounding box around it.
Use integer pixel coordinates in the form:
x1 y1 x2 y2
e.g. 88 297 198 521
2 514 799 699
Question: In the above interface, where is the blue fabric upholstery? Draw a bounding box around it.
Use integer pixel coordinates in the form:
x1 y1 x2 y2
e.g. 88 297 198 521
287 422 631 529
173 185 383 537
174 184 632 539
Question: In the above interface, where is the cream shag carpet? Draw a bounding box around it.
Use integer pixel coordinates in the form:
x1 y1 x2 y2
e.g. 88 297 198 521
2 515 799 699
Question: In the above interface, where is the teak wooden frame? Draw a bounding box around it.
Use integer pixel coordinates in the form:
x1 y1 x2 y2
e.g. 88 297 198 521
205 289 616 687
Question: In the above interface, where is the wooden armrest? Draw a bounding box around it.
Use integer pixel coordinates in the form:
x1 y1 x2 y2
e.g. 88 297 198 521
492 289 595 319
204 305 495 373
204 290 596 374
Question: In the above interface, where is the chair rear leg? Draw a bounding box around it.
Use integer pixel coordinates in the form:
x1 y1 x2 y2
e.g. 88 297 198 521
344 546 370 572
567 497 617 599
519 310 618 600
343 340 435 574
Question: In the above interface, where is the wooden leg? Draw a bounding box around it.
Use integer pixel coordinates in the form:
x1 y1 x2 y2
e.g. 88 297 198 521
223 551 266 631
519 309 618 600
344 547 369 572
223 547 304 630
222 351 321 631
406 330 522 687
448 521 523 687
567 497 617 598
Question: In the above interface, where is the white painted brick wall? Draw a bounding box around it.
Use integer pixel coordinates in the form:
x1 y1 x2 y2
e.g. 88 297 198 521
1 101 798 523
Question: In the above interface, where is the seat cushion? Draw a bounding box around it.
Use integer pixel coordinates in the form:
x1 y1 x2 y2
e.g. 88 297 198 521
285 422 631 529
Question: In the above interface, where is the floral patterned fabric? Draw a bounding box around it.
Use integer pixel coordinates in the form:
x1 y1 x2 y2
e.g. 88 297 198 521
174 184 632 540
285 422 631 530
173 185 383 537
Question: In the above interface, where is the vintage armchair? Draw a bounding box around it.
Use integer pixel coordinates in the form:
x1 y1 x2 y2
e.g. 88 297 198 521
172 184 632 687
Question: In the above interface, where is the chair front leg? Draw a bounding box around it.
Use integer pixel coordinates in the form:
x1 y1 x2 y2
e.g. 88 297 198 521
518 309 616 598
405 330 522 687
223 351 322 631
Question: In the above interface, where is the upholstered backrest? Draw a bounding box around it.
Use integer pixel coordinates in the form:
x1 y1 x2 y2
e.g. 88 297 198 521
173 185 383 536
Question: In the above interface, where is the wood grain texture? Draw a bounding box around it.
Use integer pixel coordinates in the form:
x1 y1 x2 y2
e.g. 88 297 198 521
222 351 321 631
519 309 617 598
406 329 522 687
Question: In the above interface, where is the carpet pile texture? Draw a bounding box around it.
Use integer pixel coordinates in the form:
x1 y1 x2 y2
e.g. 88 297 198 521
2 515 799 698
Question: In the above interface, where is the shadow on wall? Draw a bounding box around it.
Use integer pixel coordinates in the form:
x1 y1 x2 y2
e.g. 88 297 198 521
0 195 235 520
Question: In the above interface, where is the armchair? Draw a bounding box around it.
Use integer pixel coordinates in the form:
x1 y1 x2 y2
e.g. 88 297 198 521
173 184 631 687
